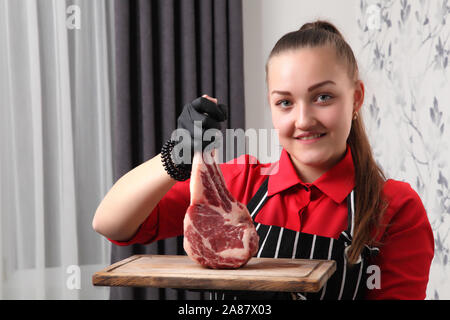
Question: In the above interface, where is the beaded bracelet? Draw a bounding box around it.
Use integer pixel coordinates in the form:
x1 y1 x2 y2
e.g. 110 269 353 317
161 139 191 181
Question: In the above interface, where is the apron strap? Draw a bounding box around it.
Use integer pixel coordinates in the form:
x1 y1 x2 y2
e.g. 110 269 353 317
246 177 270 216
341 190 355 242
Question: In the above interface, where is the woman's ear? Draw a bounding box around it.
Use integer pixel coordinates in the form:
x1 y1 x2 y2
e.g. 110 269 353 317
353 80 365 113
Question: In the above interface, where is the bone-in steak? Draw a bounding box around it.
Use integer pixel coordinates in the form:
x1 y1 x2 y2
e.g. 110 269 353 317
183 151 259 269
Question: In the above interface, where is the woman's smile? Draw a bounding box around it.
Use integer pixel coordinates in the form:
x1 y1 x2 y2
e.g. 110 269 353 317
295 132 327 143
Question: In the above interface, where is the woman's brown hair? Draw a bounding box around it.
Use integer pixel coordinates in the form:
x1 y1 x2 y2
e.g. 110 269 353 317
266 20 388 264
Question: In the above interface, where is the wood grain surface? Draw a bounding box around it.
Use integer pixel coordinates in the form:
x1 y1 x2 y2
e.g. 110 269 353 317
92 254 336 292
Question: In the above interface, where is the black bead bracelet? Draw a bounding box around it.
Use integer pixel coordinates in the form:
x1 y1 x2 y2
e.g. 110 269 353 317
161 139 191 181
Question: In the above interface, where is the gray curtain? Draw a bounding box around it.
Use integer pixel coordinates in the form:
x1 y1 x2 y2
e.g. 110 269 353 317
110 0 245 300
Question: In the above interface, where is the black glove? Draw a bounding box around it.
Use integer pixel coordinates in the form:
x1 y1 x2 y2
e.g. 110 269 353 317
172 96 227 166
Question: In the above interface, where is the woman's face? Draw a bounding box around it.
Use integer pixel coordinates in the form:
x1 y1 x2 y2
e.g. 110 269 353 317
267 46 364 181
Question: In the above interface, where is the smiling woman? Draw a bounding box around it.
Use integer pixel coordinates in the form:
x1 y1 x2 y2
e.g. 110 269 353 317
265 22 371 263
257 20 433 300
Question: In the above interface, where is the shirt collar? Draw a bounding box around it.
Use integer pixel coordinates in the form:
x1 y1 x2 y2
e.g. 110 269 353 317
268 144 355 204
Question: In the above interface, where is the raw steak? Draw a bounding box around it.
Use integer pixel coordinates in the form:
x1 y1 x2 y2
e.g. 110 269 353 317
183 150 259 269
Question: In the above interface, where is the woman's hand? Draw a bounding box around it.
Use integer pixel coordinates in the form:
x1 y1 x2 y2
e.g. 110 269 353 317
175 94 227 163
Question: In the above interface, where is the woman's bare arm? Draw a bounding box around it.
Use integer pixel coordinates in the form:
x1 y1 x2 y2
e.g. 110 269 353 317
92 153 177 241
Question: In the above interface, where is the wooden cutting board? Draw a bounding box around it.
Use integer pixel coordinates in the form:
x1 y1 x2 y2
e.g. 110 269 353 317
92 255 336 292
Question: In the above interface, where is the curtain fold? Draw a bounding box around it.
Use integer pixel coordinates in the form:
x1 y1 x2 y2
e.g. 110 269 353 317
111 0 245 300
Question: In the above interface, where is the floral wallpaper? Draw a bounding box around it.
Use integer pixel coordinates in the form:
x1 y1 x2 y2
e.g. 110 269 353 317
356 0 450 299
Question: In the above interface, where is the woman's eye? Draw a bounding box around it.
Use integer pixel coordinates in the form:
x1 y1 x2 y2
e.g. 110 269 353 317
316 94 333 103
275 100 292 107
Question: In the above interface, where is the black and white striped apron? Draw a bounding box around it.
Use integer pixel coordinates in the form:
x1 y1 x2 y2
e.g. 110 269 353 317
210 177 379 300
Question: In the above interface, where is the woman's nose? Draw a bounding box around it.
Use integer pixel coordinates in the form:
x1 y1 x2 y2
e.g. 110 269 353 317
294 103 315 128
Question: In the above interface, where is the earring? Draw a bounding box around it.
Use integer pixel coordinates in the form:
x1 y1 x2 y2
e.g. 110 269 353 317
353 112 358 120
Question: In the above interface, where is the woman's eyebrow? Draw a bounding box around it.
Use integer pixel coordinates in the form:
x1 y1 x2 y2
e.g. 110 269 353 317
271 90 291 96
307 80 336 92
271 80 336 96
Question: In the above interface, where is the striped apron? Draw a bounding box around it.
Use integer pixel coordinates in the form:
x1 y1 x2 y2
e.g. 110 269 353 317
210 177 379 300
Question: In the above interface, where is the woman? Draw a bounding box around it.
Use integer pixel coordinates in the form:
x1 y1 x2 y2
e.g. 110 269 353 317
93 21 434 300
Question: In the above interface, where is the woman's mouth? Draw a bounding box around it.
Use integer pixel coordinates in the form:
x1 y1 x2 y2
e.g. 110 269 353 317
295 133 327 143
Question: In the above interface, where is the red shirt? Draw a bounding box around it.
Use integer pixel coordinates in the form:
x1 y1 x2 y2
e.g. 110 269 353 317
109 145 434 300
